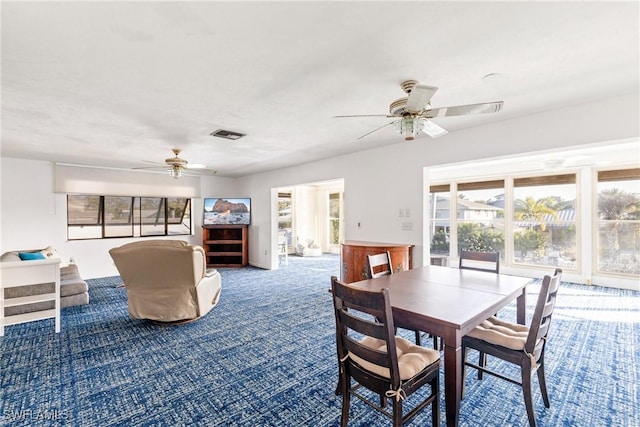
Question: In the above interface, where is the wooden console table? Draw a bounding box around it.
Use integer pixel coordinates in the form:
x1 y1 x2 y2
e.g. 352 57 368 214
340 241 414 283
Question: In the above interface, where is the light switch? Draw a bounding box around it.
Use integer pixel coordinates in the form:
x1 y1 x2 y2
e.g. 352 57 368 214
401 222 413 231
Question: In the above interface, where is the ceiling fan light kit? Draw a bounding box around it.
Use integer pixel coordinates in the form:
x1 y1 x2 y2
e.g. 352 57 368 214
397 117 419 140
336 79 503 141
169 165 184 179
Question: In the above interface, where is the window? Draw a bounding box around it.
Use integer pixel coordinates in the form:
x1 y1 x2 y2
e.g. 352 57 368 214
278 192 293 247
428 184 451 264
457 180 505 257
513 174 577 269
67 195 102 240
168 198 191 235
140 197 166 236
428 174 577 271
596 168 640 275
67 195 191 240
104 196 134 238
329 192 343 245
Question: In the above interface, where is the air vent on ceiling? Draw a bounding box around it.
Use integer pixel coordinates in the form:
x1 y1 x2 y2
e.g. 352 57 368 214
210 129 246 140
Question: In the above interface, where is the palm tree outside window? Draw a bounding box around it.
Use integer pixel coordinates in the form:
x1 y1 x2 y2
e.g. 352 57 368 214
597 168 640 275
513 174 577 269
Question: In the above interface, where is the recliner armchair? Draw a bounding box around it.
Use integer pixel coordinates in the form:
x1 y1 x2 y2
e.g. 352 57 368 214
109 240 222 323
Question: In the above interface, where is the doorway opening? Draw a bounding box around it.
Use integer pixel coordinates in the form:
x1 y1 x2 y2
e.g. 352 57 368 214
274 179 344 266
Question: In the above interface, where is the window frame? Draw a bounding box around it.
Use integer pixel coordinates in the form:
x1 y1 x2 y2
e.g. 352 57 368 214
329 192 343 246
594 167 640 277
428 173 580 273
66 194 192 240
511 173 578 271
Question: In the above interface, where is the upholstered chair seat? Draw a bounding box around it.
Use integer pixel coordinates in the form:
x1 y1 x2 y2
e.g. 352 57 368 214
351 336 440 380
466 316 530 350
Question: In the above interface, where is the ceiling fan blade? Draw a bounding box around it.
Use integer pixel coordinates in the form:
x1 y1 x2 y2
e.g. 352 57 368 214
335 114 396 118
421 120 448 138
405 85 438 113
187 168 218 176
357 121 396 139
133 165 168 170
185 163 206 169
428 101 503 118
138 160 165 166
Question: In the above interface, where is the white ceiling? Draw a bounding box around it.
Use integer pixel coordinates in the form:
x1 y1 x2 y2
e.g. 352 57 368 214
2 1 639 177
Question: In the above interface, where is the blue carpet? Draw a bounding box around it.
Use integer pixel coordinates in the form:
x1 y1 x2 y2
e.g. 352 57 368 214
1 254 638 426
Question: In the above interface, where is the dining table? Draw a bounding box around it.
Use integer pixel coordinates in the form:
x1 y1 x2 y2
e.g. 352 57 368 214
348 264 532 427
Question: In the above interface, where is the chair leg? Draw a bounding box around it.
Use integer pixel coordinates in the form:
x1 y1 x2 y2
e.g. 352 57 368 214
537 354 550 408
392 397 403 427
431 376 440 427
522 364 537 427
477 351 487 380
461 345 467 400
432 376 441 427
340 378 350 427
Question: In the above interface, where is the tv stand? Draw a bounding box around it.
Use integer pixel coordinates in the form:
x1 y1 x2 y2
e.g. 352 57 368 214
202 225 248 268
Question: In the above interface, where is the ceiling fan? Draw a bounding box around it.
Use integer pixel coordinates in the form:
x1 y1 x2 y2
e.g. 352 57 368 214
134 148 217 179
335 80 503 141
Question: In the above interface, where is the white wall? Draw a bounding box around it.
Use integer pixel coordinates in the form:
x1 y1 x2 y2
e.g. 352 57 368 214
0 158 241 278
293 185 318 248
2 93 638 282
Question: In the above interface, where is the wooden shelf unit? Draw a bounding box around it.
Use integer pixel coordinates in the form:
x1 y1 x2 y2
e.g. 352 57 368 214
203 225 248 267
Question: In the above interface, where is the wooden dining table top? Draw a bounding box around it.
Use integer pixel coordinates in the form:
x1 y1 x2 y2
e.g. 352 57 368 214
349 265 531 333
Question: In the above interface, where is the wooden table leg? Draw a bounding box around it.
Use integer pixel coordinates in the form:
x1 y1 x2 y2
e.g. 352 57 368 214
443 330 462 427
517 287 527 325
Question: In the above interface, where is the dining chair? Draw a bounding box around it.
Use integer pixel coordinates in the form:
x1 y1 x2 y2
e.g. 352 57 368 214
367 251 394 278
456 250 502 350
366 252 432 347
459 250 500 273
331 276 441 427
461 268 562 427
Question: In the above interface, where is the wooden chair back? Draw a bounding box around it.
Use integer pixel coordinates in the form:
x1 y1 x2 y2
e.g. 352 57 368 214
331 276 401 387
367 251 393 279
525 268 562 359
459 250 500 273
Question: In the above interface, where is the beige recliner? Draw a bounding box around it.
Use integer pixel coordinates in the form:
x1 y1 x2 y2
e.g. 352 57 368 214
109 240 222 323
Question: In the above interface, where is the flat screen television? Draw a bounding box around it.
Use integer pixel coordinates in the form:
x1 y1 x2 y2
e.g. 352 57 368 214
203 198 251 226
